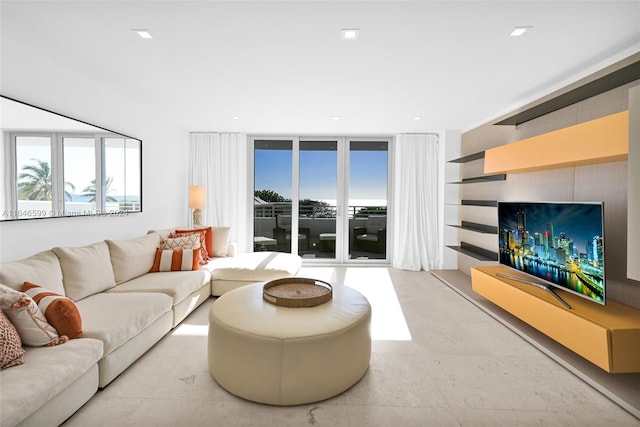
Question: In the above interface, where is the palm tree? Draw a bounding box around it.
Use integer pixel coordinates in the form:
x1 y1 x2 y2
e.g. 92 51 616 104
18 159 75 201
254 189 288 202
82 176 118 202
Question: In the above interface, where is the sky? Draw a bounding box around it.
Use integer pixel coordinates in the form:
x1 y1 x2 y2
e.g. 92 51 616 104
255 146 388 205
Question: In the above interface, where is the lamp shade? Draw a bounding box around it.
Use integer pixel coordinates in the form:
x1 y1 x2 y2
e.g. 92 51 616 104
189 185 206 209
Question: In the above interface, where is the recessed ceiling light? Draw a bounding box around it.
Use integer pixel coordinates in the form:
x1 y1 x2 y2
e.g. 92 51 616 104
132 29 153 39
413 116 422 121
341 29 359 40
510 26 532 37
331 116 341 121
232 116 240 120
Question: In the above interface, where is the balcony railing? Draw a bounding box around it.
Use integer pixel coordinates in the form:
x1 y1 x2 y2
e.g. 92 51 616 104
254 202 387 259
254 202 386 219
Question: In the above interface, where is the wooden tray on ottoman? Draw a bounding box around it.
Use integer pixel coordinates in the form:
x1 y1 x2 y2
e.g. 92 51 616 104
263 277 333 307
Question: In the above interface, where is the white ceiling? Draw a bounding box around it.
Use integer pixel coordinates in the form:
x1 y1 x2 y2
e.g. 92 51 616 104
1 1 639 134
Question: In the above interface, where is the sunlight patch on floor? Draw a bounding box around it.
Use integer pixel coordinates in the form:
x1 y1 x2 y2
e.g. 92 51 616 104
300 266 413 341
172 323 208 337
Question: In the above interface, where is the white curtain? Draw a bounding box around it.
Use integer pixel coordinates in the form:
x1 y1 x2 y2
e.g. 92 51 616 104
392 134 441 271
189 133 250 253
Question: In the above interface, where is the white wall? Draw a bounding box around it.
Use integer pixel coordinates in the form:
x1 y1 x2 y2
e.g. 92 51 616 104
0 20 189 262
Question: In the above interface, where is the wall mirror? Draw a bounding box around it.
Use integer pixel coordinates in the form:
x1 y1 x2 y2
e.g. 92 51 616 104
0 95 142 221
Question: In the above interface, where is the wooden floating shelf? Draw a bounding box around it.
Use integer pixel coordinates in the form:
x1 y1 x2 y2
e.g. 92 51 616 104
448 174 506 184
471 266 640 373
461 199 498 207
485 111 629 174
449 221 497 234
448 151 485 163
447 242 498 262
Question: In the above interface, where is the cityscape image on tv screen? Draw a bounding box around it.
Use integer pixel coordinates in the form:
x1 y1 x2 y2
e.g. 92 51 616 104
498 201 605 304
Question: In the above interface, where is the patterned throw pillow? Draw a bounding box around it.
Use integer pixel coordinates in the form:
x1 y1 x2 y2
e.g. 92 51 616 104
150 248 201 272
21 282 83 339
170 230 209 263
0 309 25 370
0 284 67 347
160 234 201 250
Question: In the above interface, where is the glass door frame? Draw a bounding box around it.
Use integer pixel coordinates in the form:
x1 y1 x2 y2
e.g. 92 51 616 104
249 135 393 265
343 136 394 265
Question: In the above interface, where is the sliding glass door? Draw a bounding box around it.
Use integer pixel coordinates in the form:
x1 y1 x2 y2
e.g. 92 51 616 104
252 136 390 263
348 139 389 260
299 140 338 259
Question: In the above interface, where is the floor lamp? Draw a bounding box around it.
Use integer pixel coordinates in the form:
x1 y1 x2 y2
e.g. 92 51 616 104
189 185 205 228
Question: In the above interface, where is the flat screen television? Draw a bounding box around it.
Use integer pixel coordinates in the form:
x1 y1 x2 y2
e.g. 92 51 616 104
497 201 606 307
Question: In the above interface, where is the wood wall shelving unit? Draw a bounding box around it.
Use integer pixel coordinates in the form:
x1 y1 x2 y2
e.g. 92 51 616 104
447 150 501 264
448 174 506 184
447 242 498 262
472 266 640 373
448 151 485 163
461 199 497 207
484 111 629 174
449 221 497 234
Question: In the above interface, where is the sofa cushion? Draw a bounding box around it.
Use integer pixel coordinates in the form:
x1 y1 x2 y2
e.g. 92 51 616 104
0 337 103 427
207 252 301 282
53 242 116 301
0 250 65 295
0 309 25 369
75 292 171 356
0 284 66 347
21 282 83 339
106 233 161 284
150 248 201 272
106 270 211 306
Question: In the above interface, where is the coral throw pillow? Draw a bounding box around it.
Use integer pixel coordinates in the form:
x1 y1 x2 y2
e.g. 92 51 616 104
0 284 67 347
150 248 201 272
0 309 25 370
21 282 83 339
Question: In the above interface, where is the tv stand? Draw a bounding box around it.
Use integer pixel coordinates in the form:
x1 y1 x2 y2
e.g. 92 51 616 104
495 273 571 309
471 265 640 373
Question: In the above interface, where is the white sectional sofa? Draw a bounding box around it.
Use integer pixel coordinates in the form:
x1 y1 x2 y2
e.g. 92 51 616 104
0 227 301 427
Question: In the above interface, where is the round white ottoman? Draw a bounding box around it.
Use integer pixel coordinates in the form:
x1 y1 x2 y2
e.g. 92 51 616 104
208 282 371 406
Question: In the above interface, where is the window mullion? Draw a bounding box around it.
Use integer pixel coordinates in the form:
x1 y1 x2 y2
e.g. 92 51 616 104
291 137 300 254
95 136 103 213
52 133 64 216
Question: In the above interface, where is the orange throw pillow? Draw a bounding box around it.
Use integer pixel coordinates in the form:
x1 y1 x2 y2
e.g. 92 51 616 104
150 248 201 272
21 282 83 339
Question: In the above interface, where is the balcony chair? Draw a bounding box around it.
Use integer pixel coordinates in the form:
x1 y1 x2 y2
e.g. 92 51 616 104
354 215 387 253
273 215 310 252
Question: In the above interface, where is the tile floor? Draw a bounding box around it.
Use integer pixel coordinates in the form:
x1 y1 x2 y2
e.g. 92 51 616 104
63 268 639 426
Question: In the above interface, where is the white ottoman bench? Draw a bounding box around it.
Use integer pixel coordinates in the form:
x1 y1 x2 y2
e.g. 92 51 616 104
207 252 302 296
208 282 371 405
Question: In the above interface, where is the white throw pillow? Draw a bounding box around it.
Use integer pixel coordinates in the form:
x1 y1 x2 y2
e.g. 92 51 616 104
53 241 116 301
0 284 66 347
211 226 231 257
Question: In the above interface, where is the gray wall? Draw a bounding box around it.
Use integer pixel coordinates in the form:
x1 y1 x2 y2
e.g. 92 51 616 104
456 80 640 309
